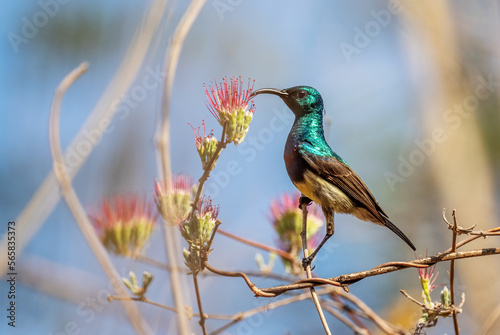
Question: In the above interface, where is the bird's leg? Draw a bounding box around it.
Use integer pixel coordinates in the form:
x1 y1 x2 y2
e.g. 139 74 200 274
298 196 312 209
302 213 334 270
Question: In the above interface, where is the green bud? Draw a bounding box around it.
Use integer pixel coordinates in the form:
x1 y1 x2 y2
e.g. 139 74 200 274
142 272 154 292
441 286 451 308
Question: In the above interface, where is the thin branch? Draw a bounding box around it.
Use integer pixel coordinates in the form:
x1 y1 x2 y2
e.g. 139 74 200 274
321 304 370 335
217 228 297 262
260 248 500 295
300 197 331 335
400 290 425 308
209 287 338 335
444 226 500 253
48 62 150 334
338 290 402 334
133 254 297 282
204 261 275 298
157 2 207 332
193 273 208 335
109 294 237 320
325 293 372 333
158 0 207 183
109 295 178 313
450 210 460 334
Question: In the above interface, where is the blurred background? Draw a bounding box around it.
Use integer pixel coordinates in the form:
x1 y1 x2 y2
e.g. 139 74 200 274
1 0 500 334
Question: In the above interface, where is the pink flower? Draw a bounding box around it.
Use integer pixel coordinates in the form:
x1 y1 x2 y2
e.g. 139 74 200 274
197 196 220 220
204 76 256 144
179 196 220 255
189 120 219 169
269 192 324 274
154 175 196 224
418 264 438 292
417 252 439 307
88 196 157 257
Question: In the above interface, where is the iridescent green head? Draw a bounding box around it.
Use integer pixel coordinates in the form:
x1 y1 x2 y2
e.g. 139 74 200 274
251 86 324 118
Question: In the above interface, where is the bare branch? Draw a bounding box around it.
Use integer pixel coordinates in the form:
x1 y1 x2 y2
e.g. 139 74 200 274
48 63 151 334
156 1 207 333
260 248 500 295
217 228 297 262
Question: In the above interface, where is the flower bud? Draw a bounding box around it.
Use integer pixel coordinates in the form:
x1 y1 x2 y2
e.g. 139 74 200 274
154 175 196 225
205 76 256 145
88 196 157 257
190 121 219 170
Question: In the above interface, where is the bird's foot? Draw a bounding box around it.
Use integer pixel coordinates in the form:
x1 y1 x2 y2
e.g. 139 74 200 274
298 196 312 209
302 255 314 271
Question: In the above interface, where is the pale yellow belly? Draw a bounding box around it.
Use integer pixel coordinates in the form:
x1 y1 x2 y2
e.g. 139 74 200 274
293 170 355 214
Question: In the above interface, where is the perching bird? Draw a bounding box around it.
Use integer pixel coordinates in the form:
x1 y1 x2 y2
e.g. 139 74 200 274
250 86 416 268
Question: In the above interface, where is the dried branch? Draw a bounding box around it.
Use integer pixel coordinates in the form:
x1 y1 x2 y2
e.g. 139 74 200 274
209 287 338 335
193 273 208 335
337 289 403 334
321 304 370 335
448 210 460 334
48 62 151 334
156 2 207 332
204 261 275 298
260 248 500 296
217 228 296 262
158 0 207 182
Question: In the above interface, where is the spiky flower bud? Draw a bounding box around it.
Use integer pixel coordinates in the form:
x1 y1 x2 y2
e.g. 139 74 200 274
180 197 220 273
122 271 154 297
154 175 196 225
440 286 451 308
189 120 219 170
418 262 438 308
180 197 219 246
269 192 323 274
88 196 157 257
205 76 256 145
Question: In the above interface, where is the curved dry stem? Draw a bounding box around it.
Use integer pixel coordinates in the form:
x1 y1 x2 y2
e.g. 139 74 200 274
204 261 276 298
217 228 297 262
156 2 207 333
209 287 338 335
157 0 207 181
49 63 151 334
337 289 402 334
449 210 460 334
260 248 500 295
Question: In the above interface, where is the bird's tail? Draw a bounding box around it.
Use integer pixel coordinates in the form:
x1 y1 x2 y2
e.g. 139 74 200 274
381 215 416 251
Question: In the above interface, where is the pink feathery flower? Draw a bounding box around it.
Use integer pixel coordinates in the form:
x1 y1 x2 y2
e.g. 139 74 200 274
154 175 196 224
89 195 157 257
269 192 324 273
204 76 256 144
188 120 219 169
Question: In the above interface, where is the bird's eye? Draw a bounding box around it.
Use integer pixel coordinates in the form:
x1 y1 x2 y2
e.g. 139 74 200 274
296 90 308 98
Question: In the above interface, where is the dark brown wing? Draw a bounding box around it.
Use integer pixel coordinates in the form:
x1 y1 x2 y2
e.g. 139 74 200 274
298 142 386 220
298 141 416 250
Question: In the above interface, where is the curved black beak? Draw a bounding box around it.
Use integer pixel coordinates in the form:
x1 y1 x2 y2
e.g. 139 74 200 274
249 88 288 99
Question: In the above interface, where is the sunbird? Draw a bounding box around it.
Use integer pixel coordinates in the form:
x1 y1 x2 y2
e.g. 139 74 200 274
250 86 416 268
